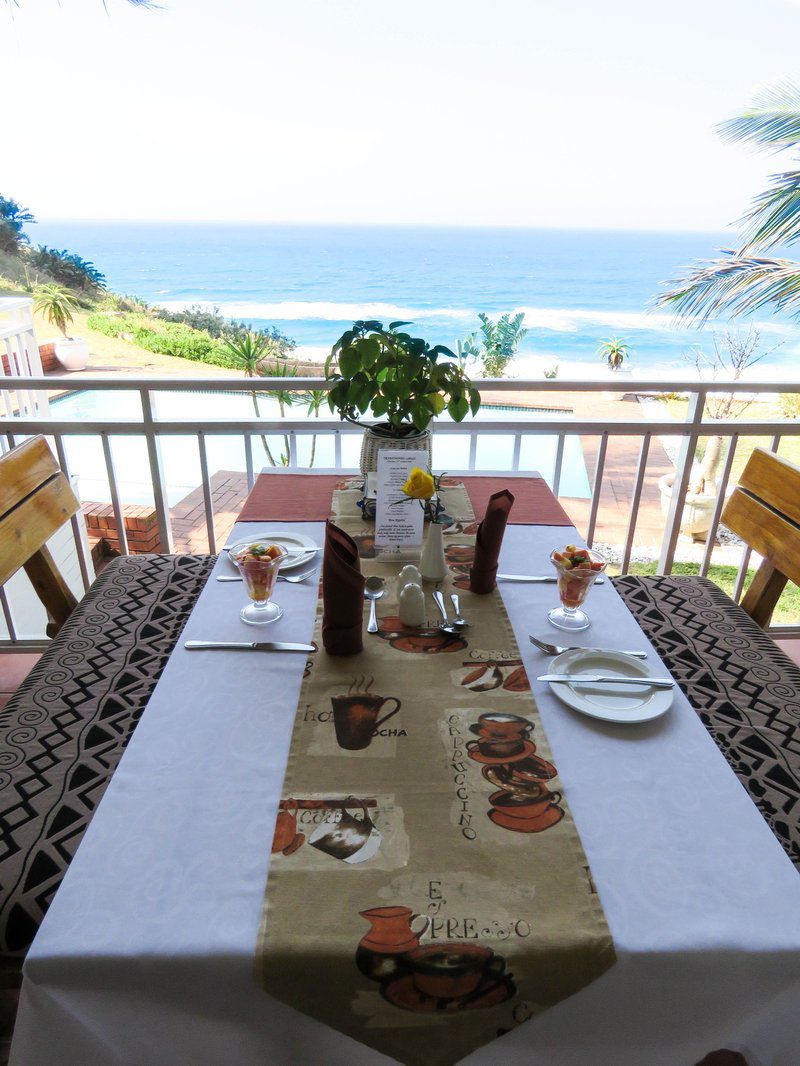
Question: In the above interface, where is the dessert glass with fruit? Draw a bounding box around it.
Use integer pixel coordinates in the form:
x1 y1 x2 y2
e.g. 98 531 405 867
229 540 287 625
548 544 606 631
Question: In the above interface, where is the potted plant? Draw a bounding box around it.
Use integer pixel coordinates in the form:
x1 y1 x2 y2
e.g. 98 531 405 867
597 336 632 372
33 284 89 371
325 320 481 473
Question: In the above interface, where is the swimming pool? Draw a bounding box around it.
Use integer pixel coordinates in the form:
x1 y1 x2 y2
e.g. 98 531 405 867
51 389 591 507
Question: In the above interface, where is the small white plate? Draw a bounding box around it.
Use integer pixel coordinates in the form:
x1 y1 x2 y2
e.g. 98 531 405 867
227 529 317 573
546 649 673 724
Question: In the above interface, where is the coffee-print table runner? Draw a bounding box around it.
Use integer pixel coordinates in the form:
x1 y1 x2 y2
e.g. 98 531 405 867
256 480 615 1066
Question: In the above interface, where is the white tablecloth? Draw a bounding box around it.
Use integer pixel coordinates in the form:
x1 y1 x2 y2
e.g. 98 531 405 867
10 522 800 1066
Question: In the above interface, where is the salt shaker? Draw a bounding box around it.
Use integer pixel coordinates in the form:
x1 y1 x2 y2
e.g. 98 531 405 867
396 564 422 599
398 582 426 627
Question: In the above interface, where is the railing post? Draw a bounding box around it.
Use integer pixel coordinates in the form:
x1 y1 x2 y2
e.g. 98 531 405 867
140 389 174 553
585 432 608 548
101 432 129 556
552 433 565 497
657 390 704 575
54 434 92 592
197 431 217 554
245 433 255 490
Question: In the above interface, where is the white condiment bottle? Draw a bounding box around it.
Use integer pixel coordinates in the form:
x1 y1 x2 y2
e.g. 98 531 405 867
396 564 422 599
398 582 426 628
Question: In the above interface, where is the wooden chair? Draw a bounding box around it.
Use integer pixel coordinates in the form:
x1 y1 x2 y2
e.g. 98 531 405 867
0 435 80 637
721 446 800 628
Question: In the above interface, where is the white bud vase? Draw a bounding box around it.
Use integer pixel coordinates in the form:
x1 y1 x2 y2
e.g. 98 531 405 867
420 521 447 583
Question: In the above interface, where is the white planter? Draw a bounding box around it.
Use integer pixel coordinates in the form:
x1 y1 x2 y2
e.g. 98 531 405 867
359 425 432 475
55 338 90 372
658 473 721 541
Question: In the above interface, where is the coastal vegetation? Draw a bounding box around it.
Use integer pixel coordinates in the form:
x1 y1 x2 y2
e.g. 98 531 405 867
597 336 631 370
660 78 800 321
0 191 297 376
459 312 528 378
33 285 80 338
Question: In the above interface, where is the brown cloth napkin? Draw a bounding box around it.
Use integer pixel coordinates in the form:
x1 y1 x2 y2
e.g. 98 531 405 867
322 521 365 655
469 489 515 594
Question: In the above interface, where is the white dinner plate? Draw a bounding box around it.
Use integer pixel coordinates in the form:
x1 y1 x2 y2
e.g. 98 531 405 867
546 649 673 724
226 529 318 572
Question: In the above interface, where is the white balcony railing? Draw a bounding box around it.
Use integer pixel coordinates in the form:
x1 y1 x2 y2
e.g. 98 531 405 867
1 373 800 644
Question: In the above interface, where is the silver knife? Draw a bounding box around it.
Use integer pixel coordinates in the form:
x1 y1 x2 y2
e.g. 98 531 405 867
185 640 316 653
498 574 606 584
538 673 673 689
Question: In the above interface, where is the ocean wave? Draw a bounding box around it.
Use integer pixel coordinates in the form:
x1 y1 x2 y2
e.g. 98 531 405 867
157 298 796 339
157 299 475 323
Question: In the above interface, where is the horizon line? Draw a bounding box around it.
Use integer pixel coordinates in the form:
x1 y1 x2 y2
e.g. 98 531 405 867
33 218 733 237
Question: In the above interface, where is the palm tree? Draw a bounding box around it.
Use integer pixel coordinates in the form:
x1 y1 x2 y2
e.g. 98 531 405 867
33 284 80 338
597 336 631 370
271 360 298 466
304 388 326 468
658 79 800 321
222 332 278 466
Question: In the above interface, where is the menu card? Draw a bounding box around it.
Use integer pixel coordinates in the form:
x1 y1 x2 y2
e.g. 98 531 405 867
374 449 427 553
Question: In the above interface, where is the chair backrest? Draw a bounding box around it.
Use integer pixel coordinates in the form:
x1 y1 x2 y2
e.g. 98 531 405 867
721 446 800 627
0 435 80 636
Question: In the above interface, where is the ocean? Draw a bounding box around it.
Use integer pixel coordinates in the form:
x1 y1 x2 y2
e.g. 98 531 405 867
33 221 799 376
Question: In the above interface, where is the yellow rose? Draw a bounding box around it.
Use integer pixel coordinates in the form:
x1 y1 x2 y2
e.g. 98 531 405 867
401 467 435 500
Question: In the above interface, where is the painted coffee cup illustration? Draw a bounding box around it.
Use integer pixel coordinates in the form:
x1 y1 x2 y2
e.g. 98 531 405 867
271 798 299 853
309 796 382 863
406 943 504 1000
332 677 401 750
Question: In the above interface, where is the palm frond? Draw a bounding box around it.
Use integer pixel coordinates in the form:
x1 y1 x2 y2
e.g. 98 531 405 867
718 78 800 152
657 251 800 322
738 168 800 251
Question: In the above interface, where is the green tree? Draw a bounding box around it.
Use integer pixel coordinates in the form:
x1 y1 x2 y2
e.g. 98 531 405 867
33 284 80 338
461 312 527 378
597 336 632 370
0 195 34 255
659 79 800 321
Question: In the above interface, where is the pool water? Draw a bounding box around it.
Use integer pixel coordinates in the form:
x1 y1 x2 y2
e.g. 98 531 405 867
51 389 591 507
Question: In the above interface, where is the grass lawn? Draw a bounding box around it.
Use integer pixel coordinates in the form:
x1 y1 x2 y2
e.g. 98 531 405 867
660 396 800 484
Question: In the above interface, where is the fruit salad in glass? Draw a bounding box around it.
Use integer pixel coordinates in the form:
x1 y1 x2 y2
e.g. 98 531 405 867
229 540 287 625
548 544 606 631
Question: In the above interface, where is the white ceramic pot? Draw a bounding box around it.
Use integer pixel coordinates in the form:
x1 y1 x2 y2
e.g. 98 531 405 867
658 473 718 540
55 338 90 372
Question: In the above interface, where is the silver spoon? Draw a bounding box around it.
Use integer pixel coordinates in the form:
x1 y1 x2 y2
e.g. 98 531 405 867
449 592 470 629
529 635 647 659
365 576 386 634
432 588 461 635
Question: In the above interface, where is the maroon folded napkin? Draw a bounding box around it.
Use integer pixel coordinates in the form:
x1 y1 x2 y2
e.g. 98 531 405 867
322 521 365 655
469 489 515 594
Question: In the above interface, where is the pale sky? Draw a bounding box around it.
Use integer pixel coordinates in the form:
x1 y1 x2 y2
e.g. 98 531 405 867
2 0 799 230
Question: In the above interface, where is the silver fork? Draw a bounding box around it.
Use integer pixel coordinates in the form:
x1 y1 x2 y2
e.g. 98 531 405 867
217 571 315 585
528 634 647 659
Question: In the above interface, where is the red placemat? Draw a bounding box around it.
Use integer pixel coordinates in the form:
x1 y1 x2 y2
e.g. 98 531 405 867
237 473 573 526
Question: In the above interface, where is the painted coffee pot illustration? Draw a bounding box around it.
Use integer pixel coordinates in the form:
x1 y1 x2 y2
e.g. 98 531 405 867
356 906 430 983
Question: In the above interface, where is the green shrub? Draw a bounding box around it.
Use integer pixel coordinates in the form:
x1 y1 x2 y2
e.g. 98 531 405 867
85 311 289 370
